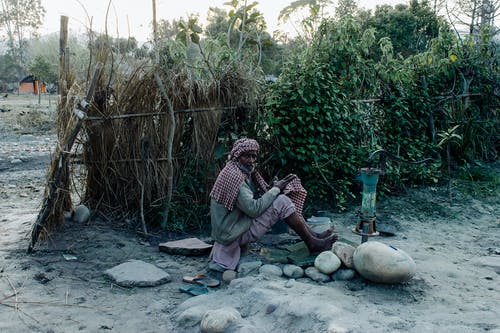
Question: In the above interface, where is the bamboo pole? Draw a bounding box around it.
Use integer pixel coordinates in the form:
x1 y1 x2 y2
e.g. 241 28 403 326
83 106 232 121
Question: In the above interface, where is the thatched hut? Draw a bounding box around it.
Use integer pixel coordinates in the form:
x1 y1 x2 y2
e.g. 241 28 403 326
32 40 263 245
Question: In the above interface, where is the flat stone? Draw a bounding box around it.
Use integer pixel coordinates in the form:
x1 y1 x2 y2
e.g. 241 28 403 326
104 259 171 287
353 241 416 284
283 264 304 278
159 238 212 256
332 242 356 268
286 242 316 267
305 267 331 282
259 247 290 264
237 261 262 277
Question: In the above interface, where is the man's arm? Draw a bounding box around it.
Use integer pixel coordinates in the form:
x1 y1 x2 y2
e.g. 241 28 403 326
236 182 280 218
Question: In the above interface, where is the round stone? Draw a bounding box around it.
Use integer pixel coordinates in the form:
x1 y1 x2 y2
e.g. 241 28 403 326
314 251 341 274
222 270 237 282
353 241 416 284
259 264 283 277
73 205 90 223
331 268 356 281
283 264 304 278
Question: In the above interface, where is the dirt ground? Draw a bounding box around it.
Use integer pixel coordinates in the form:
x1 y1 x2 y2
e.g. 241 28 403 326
1 94 499 333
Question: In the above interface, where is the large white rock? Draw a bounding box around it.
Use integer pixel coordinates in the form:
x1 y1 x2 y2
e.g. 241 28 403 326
314 251 341 274
353 241 416 284
200 307 241 333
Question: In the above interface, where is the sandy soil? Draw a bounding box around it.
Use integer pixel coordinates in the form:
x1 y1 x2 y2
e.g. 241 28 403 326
0 94 499 333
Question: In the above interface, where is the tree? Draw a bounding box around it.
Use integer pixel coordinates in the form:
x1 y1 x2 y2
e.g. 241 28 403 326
278 0 333 42
0 53 23 82
366 0 446 58
156 18 182 41
224 0 267 57
335 0 358 18
445 0 499 37
29 54 57 84
0 0 45 66
205 7 230 39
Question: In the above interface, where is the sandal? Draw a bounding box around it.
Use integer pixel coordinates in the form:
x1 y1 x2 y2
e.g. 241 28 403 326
182 274 220 287
179 284 210 296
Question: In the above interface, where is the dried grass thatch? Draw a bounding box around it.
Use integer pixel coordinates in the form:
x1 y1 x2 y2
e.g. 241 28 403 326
38 39 260 236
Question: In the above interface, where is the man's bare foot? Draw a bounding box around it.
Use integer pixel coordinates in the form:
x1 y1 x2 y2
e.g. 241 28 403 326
314 228 334 239
306 233 338 255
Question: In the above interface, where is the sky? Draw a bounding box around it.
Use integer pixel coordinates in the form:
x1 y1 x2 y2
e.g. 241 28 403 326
40 0 406 42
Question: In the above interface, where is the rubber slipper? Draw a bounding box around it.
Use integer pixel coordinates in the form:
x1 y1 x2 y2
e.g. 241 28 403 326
182 274 220 287
179 284 209 296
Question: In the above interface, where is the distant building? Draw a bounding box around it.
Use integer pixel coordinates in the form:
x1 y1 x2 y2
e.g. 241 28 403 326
19 75 47 94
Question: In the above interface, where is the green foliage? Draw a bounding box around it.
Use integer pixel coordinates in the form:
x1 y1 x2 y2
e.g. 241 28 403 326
156 18 182 41
265 18 377 208
455 163 499 198
176 16 203 46
413 25 499 163
166 157 211 232
366 0 445 58
0 53 23 82
264 8 498 209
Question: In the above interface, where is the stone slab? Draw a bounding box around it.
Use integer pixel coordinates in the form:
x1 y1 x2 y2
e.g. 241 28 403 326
159 237 212 256
104 259 171 287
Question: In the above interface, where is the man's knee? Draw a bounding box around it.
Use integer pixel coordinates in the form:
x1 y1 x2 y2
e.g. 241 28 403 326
273 194 295 217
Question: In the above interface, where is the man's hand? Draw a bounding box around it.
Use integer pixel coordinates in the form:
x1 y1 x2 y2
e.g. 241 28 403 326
272 174 297 192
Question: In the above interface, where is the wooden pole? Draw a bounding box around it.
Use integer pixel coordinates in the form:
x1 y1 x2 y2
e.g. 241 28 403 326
59 16 68 96
56 14 72 222
152 0 175 228
37 80 41 104
152 0 159 64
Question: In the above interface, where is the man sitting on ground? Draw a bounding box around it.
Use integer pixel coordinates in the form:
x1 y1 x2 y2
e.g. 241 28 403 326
209 138 337 271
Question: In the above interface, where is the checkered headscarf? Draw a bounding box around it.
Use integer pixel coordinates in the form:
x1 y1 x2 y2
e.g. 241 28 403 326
210 138 307 214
